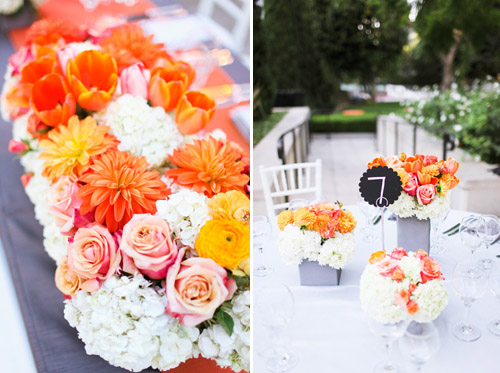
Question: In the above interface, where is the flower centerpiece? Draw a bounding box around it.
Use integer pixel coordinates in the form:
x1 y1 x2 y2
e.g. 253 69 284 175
276 201 357 286
360 248 448 324
367 153 459 253
1 19 250 372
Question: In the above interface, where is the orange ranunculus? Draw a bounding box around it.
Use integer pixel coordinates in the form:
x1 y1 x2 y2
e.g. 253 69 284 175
339 210 357 234
417 170 438 186
149 68 188 112
369 250 386 264
67 50 118 111
175 91 216 135
208 190 249 226
293 207 317 229
31 73 76 127
403 156 423 173
277 210 294 230
165 137 249 197
367 156 386 169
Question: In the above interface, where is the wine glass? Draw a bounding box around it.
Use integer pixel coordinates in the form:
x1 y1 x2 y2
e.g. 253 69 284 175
253 215 273 277
358 199 379 242
451 260 488 341
288 198 308 211
255 284 299 372
368 317 410 372
399 321 440 372
459 216 485 256
488 266 500 336
477 215 500 270
430 209 450 256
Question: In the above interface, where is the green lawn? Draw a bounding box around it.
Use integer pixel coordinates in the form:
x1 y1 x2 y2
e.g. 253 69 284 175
253 111 287 146
310 102 405 133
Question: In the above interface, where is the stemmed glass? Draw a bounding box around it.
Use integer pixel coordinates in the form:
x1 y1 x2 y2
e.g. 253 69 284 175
459 216 485 256
488 266 500 336
451 260 488 341
288 198 308 211
430 209 450 256
368 317 410 372
358 199 379 242
399 321 440 372
255 284 299 372
477 215 500 270
253 215 273 277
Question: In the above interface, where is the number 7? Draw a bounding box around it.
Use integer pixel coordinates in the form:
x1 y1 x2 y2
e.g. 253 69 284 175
367 176 389 207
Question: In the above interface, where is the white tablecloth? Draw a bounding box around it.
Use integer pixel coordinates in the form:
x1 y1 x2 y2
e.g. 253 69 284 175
254 208 500 373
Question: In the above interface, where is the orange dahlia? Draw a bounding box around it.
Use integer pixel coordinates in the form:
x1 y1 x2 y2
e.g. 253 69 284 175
77 151 170 232
165 137 249 197
25 19 86 46
39 116 118 182
99 24 171 73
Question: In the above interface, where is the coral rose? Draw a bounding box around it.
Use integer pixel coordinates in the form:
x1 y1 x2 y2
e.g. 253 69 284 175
120 214 178 279
389 247 408 260
403 173 418 196
67 223 121 292
208 191 250 226
416 184 436 205
195 219 249 269
165 248 237 327
55 257 81 297
277 210 294 230
420 257 443 283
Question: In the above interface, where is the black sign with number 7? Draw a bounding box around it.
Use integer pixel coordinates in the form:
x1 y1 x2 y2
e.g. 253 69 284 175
359 166 402 207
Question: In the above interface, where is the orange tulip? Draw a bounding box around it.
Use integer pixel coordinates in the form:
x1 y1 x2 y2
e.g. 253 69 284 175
403 156 423 173
67 50 118 111
31 73 76 127
367 156 386 169
175 91 216 135
417 171 438 186
149 67 188 112
161 60 195 88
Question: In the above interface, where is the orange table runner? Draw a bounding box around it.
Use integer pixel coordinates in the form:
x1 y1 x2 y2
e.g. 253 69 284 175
5 1 249 372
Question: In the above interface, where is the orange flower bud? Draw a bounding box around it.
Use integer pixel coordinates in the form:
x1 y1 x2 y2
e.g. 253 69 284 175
175 91 216 135
149 67 187 112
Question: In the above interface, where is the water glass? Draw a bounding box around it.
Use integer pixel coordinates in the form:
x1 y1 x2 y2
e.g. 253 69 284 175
459 216 485 256
399 321 440 372
253 215 273 277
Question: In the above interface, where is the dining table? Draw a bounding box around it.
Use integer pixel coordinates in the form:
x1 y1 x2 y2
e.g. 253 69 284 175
254 207 500 373
0 1 249 372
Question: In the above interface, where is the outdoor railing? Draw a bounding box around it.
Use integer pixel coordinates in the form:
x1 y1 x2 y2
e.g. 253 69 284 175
276 118 310 165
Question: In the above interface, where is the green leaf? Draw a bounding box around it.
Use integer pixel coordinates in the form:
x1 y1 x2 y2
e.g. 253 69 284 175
228 273 250 289
215 308 234 336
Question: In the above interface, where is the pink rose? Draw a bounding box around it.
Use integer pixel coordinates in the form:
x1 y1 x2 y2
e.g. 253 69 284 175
378 259 399 278
403 173 419 196
67 223 121 292
57 44 80 77
48 176 92 236
8 139 28 153
416 184 436 205
9 46 34 75
389 247 408 260
423 155 438 166
441 157 459 175
120 214 178 279
120 63 149 99
166 248 237 327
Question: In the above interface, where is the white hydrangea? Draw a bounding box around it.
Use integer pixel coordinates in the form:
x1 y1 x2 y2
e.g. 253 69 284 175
24 171 52 227
278 224 355 269
389 193 450 220
196 291 250 372
64 275 199 372
397 255 421 283
411 280 448 323
156 189 211 248
95 94 183 167
1 65 17 121
0 0 23 16
42 222 68 264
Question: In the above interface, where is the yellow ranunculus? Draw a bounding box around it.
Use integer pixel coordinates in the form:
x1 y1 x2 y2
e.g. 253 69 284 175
208 190 250 226
277 210 294 230
195 219 249 269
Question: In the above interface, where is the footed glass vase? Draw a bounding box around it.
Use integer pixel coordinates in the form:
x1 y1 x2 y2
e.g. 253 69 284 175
397 216 431 254
298 260 341 286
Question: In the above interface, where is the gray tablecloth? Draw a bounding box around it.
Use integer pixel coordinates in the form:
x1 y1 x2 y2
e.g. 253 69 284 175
0 3 248 371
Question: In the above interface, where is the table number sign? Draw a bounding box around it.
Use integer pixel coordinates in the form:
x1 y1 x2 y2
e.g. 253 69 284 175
359 166 402 250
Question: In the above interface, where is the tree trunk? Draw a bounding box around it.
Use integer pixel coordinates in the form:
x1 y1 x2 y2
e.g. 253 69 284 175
440 30 462 91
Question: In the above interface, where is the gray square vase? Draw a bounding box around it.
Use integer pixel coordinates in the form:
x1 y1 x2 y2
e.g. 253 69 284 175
298 259 341 286
397 216 431 254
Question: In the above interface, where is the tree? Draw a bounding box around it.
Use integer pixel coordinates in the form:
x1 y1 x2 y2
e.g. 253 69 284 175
414 0 500 90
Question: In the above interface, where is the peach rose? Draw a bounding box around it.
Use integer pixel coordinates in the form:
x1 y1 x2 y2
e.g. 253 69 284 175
416 184 436 205
403 173 418 196
48 176 92 236
389 247 408 260
166 248 237 327
420 257 443 283
120 214 178 279
67 223 121 292
55 256 81 297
